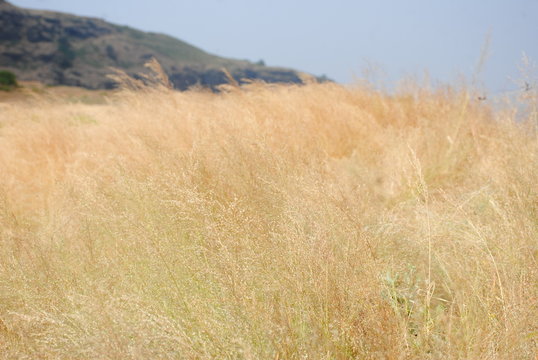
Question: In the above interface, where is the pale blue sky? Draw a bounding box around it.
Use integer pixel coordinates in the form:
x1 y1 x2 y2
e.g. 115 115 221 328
10 0 538 94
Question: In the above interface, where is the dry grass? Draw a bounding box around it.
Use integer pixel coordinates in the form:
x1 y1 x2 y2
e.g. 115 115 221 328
0 79 537 359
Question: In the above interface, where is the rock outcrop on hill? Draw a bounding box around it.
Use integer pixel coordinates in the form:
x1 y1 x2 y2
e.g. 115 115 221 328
0 1 322 90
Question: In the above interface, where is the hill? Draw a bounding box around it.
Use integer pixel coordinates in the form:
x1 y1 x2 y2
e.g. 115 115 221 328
0 0 320 90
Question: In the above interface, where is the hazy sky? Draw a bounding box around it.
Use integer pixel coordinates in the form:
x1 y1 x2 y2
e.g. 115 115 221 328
10 0 538 94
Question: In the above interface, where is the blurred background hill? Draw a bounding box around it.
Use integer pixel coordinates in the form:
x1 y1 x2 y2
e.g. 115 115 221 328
0 0 324 90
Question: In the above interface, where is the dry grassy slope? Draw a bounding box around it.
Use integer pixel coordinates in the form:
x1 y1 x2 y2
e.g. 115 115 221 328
0 81 113 104
0 0 308 90
0 82 537 359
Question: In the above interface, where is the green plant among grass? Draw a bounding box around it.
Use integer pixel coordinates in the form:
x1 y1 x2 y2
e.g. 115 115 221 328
0 70 18 91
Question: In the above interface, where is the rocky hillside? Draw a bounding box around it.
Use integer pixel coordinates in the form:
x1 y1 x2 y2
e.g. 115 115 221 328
0 0 321 90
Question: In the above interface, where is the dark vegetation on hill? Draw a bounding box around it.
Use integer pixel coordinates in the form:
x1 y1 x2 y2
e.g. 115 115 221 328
0 69 17 90
0 0 327 90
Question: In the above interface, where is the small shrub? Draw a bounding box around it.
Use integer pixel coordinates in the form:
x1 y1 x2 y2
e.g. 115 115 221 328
56 37 76 69
0 70 18 91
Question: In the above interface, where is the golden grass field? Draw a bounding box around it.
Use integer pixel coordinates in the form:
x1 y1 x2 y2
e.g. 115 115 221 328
0 78 537 359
